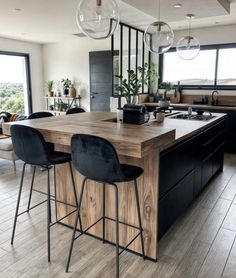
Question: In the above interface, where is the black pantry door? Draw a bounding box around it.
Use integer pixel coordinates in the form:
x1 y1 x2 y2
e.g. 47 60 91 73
89 51 113 112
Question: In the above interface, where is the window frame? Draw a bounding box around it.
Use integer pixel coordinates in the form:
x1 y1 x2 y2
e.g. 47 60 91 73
159 43 236 90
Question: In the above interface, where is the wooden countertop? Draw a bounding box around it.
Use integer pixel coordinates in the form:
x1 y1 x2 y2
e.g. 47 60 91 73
2 112 175 158
3 111 226 157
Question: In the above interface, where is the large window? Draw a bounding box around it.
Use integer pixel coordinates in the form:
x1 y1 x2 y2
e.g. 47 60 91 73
0 52 32 115
160 44 236 89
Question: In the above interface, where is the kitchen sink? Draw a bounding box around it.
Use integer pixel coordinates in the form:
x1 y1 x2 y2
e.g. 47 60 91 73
169 113 216 121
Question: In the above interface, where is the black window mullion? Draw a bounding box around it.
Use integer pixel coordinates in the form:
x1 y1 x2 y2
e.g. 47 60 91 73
214 48 219 87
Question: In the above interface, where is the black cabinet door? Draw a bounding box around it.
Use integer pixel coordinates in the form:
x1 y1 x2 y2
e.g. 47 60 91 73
89 51 113 112
158 169 195 239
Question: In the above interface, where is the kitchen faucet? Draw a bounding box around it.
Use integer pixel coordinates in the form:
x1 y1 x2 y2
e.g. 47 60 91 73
211 90 219 106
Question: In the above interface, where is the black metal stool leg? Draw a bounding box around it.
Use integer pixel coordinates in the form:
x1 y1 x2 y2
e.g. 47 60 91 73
114 184 119 278
68 162 83 232
66 177 87 273
11 163 27 245
47 168 51 262
134 179 145 260
27 166 36 212
102 183 106 243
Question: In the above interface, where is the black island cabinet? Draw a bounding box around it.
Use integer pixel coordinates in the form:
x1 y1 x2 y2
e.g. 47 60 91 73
158 119 225 239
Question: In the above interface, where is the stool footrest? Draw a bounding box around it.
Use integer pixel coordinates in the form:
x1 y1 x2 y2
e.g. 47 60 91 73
17 199 47 217
104 216 143 231
50 208 77 228
73 215 143 258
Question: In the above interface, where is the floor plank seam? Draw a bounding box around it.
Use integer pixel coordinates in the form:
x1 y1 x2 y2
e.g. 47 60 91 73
221 233 236 278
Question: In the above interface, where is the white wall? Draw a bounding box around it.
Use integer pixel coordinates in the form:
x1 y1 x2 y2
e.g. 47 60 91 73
0 37 44 113
43 37 110 111
173 24 236 46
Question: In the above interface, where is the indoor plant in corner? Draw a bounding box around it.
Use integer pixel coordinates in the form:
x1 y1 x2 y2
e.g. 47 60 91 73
159 82 173 108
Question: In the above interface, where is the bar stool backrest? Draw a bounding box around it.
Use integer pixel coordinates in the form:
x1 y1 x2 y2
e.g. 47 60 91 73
11 125 50 166
71 134 123 183
28 112 54 119
66 108 85 115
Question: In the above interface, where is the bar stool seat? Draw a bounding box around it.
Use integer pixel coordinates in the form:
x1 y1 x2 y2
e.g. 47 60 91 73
120 164 143 181
46 151 71 165
10 125 80 263
66 134 145 278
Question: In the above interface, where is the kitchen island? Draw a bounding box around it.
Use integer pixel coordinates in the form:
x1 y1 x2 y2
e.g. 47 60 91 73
3 111 226 261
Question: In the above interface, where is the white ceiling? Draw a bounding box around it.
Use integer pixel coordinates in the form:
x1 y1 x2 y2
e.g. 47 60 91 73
0 0 236 43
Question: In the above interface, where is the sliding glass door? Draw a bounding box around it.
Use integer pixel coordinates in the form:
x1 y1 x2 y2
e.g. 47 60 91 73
0 52 32 116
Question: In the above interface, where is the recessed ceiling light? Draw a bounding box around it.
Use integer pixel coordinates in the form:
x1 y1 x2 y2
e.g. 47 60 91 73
14 8 22 12
174 3 182 8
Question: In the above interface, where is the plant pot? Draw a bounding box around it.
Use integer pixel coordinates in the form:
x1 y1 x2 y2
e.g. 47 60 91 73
64 88 69 96
159 100 170 109
69 86 76 98
48 91 54 97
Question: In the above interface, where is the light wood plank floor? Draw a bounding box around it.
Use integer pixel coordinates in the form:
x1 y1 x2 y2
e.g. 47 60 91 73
1 155 236 278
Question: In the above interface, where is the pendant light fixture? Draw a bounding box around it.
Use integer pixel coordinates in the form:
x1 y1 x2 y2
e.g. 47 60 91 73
176 14 200 60
144 0 174 54
76 0 120 40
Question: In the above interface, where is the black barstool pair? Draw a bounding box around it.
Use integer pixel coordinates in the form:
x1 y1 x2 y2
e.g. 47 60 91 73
11 124 145 277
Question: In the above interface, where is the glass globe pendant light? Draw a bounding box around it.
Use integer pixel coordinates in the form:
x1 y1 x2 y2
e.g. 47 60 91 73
176 14 200 60
76 0 120 40
144 0 174 54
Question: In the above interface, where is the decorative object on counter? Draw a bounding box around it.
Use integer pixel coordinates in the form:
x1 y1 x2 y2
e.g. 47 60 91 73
193 96 208 105
144 0 174 54
116 63 154 104
159 82 173 108
116 108 123 123
211 90 219 106
176 14 200 60
155 112 165 123
69 84 76 98
76 0 119 40
123 104 149 125
45 80 54 97
171 81 182 103
61 78 72 96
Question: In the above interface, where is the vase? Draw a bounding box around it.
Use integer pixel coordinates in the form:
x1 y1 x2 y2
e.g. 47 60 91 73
69 85 76 98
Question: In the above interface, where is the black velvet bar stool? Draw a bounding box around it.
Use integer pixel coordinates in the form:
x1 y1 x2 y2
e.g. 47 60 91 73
66 108 85 114
27 111 54 211
10 125 80 262
66 134 145 277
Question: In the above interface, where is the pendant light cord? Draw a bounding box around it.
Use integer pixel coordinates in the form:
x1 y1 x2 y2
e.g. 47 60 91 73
188 16 191 37
158 0 160 21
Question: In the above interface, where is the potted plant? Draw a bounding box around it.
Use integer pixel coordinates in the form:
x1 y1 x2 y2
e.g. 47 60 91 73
159 82 173 108
61 78 72 96
115 63 155 104
49 104 54 111
45 80 54 97
147 62 159 102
